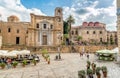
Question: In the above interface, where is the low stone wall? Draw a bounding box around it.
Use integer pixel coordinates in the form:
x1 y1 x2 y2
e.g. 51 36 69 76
61 45 117 53
1 45 117 53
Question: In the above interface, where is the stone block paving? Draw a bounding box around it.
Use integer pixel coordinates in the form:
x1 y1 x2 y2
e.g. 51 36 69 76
0 53 120 78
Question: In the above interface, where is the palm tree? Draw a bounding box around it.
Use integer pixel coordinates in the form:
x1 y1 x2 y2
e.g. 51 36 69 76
66 15 75 52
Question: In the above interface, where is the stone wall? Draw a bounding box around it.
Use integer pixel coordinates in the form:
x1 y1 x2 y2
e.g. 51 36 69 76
1 45 117 54
61 45 117 53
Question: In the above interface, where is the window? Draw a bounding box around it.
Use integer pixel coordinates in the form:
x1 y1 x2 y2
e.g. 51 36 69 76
93 31 96 34
100 31 102 34
43 24 47 29
26 31 28 34
72 31 74 35
100 38 102 42
50 25 53 29
57 10 61 16
17 29 19 33
8 28 11 32
58 18 61 22
87 31 89 34
36 23 39 28
76 30 78 35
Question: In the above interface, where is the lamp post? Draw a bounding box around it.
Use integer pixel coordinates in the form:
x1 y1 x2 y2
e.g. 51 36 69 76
58 32 61 59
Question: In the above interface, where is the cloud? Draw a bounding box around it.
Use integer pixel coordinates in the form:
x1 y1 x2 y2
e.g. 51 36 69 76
75 8 89 15
0 0 45 22
63 0 117 31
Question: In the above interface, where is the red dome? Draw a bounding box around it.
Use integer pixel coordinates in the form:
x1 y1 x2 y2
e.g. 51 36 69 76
94 22 99 26
88 22 94 26
82 22 88 26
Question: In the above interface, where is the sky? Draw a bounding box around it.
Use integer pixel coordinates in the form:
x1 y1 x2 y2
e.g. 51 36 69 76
0 0 117 31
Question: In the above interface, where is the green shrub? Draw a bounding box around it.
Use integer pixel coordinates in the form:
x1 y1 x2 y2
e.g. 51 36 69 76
87 61 91 65
0 63 6 69
22 60 27 65
101 66 107 73
96 67 101 75
87 69 93 75
78 70 86 78
12 61 18 67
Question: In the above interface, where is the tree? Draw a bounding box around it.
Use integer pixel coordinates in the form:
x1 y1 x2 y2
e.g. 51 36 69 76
66 15 75 45
63 21 69 34
110 35 114 45
66 15 75 52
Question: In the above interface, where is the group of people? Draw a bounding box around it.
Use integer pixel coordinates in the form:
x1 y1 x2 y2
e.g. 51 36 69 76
0 54 40 69
79 51 90 59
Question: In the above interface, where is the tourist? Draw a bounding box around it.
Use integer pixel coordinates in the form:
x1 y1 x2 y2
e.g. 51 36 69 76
87 53 89 59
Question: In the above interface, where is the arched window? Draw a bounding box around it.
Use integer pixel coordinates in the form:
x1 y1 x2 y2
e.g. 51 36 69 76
72 31 74 35
43 24 47 29
93 31 96 34
17 29 19 33
87 31 89 34
76 30 78 35
50 24 53 29
100 38 102 42
58 18 61 22
8 28 11 32
99 31 102 34
36 23 39 28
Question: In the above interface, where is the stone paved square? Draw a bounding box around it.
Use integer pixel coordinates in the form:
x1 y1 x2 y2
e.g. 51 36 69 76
0 53 120 78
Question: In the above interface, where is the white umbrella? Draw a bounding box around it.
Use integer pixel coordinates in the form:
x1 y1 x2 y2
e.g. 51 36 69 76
0 52 3 56
0 50 8 54
18 50 30 55
9 50 20 55
111 47 119 53
3 52 17 57
96 49 116 54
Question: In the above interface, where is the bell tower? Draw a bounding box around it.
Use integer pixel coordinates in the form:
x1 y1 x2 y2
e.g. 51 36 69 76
55 7 63 17
54 7 63 45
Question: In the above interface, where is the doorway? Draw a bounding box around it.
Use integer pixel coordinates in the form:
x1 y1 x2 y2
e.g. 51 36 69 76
42 35 47 45
16 37 20 44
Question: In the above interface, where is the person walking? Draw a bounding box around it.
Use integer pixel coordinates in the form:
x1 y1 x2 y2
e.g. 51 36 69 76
87 52 89 59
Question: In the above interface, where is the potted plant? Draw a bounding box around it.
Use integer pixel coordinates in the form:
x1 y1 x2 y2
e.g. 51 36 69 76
96 67 101 78
0 63 6 69
101 66 107 77
32 59 37 66
91 63 96 74
78 70 86 78
42 49 48 58
87 69 93 78
47 56 50 64
46 54 50 61
22 60 27 67
12 61 18 68
86 61 91 69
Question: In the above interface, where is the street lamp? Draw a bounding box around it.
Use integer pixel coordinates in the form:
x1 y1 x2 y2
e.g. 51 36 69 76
58 32 62 59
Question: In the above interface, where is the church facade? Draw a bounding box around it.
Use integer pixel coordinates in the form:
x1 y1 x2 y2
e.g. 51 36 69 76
0 7 63 47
